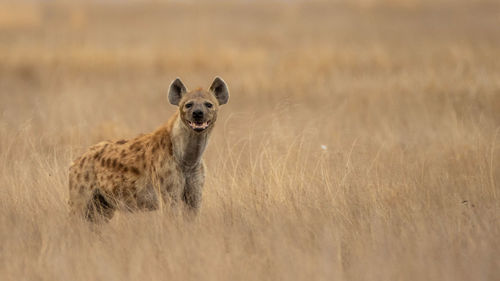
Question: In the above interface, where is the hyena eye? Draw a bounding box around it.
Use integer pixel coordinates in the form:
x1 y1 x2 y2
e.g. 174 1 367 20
185 102 193 109
205 102 213 108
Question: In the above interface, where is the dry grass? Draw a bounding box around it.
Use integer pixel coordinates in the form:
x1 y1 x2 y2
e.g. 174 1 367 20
0 1 499 280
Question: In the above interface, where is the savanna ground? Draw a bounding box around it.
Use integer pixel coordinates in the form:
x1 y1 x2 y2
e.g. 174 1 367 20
0 1 499 280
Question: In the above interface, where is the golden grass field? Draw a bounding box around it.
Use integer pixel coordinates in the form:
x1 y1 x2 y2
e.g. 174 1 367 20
0 1 499 280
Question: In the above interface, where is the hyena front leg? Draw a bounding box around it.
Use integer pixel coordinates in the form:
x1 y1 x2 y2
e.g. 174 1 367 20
182 166 205 214
182 185 202 213
156 167 185 211
135 182 160 211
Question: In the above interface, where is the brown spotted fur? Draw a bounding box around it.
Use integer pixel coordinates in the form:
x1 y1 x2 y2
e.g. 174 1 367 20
68 77 229 221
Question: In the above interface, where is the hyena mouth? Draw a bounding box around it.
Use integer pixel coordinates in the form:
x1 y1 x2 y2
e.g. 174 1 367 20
188 120 211 132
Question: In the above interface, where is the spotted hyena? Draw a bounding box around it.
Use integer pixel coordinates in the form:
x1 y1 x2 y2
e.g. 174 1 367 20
68 77 229 221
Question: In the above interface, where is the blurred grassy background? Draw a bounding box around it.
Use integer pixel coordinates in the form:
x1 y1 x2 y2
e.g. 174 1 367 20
0 1 499 280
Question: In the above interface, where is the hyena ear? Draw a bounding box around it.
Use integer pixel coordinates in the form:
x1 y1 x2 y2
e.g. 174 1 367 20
209 77 229 105
168 78 188 106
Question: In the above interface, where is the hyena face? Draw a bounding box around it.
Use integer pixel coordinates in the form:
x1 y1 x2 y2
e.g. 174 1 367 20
168 77 229 133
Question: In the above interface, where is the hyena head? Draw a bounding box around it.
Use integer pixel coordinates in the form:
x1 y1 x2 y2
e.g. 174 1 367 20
168 77 229 133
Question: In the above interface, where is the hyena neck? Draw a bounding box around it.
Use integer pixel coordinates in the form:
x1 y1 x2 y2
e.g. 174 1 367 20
170 113 211 170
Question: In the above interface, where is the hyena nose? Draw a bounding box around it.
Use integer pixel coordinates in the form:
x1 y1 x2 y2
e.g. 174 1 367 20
192 110 204 121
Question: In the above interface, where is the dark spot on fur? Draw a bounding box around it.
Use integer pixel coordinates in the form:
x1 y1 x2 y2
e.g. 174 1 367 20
130 141 142 152
120 150 127 157
112 159 117 168
123 167 128 172
84 172 89 182
165 137 173 156
106 158 111 167
118 163 124 170
76 173 81 181
95 149 104 160
116 139 127 145
161 137 167 147
159 176 164 184
130 167 140 175
101 158 106 166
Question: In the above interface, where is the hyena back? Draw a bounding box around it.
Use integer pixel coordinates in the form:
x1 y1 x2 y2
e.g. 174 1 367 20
68 77 229 221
